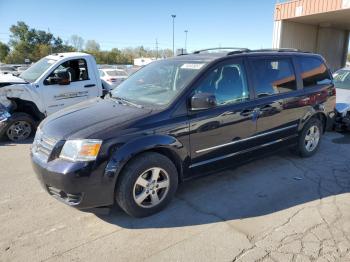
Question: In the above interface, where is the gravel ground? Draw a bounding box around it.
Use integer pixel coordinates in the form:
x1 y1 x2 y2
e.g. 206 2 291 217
1 132 350 262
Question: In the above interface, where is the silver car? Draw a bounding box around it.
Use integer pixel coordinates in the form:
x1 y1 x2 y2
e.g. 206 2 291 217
334 67 350 130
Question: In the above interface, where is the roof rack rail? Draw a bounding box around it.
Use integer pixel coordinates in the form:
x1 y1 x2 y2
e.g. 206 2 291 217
193 47 250 54
251 48 306 53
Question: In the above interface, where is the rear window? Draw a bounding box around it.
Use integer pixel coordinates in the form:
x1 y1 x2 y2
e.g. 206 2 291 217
297 57 332 88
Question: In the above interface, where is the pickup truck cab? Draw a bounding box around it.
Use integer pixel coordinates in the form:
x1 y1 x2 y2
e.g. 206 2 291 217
0 52 103 141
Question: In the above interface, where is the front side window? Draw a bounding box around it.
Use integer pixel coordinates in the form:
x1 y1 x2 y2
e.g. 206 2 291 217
297 57 332 87
333 69 350 90
250 58 296 97
194 61 249 106
45 59 89 85
111 60 208 107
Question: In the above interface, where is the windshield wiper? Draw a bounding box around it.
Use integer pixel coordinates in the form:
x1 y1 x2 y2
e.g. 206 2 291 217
111 96 143 108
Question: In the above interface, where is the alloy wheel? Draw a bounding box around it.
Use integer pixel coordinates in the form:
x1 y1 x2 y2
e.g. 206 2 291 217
133 167 170 208
304 125 320 152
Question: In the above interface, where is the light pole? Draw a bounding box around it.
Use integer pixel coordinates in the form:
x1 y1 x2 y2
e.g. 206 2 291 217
171 14 176 56
184 30 188 52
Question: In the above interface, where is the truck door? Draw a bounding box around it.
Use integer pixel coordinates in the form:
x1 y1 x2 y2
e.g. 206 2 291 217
42 58 99 115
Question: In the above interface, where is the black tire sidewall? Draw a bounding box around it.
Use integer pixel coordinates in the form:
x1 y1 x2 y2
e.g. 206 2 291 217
298 118 323 157
5 113 36 142
116 152 178 217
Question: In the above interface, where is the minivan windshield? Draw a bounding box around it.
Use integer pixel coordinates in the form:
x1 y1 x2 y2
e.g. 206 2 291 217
20 57 57 82
111 60 207 107
333 69 350 90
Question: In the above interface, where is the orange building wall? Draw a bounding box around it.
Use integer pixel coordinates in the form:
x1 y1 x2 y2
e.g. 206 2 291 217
275 0 343 20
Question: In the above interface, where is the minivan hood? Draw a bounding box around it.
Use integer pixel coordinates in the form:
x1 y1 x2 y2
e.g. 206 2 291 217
41 98 153 140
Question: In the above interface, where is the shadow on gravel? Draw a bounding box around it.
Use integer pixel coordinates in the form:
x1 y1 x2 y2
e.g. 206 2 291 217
0 138 34 147
332 132 350 144
96 135 350 229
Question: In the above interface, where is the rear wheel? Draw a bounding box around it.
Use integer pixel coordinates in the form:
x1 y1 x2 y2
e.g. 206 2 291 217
116 152 178 217
5 113 35 142
297 118 323 157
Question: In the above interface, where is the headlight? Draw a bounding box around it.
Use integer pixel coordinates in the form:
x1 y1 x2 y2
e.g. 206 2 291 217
0 109 11 123
60 139 102 162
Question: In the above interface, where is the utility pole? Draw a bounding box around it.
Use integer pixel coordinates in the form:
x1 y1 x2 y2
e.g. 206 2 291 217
48 27 52 54
184 30 188 52
155 38 159 59
171 14 176 56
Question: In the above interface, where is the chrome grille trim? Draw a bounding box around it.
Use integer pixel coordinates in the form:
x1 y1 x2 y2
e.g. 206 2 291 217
32 131 58 162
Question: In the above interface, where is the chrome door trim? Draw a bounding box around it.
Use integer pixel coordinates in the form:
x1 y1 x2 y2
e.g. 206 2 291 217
195 124 298 154
190 134 297 168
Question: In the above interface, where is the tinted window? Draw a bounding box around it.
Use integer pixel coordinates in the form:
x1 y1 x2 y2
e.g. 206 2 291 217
194 61 249 106
297 57 331 87
250 58 296 97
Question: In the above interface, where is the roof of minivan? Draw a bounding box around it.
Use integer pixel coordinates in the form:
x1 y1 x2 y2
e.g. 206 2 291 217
170 50 323 63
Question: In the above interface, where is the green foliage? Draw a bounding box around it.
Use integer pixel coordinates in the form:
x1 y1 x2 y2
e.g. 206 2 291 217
2 21 173 65
0 42 10 62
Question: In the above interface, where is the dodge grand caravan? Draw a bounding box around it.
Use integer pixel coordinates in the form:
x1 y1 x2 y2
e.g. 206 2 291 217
31 48 336 217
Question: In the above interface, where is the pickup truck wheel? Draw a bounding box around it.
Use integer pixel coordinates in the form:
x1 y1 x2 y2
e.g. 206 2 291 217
297 118 323 158
5 113 35 142
116 152 178 218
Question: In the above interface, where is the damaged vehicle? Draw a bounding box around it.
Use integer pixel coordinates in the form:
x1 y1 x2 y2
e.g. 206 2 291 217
333 67 350 131
0 52 103 141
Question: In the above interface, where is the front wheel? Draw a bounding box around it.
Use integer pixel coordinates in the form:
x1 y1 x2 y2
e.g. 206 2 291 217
5 113 35 142
116 152 178 217
297 118 323 157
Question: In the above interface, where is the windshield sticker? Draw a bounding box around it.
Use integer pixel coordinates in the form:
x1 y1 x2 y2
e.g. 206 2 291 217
181 63 205 70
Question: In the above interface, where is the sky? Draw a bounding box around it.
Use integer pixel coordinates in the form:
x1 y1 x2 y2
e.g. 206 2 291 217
0 0 277 52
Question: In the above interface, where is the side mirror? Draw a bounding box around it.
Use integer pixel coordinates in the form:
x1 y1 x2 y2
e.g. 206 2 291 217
190 92 217 111
46 70 70 85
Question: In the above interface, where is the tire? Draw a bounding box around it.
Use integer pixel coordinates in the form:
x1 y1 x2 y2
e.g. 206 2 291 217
116 152 178 218
297 118 323 158
5 113 36 142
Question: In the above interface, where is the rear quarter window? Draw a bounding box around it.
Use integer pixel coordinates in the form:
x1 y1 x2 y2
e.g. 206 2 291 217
297 57 332 88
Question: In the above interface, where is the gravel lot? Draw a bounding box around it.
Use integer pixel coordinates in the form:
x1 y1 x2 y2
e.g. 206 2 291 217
1 132 350 262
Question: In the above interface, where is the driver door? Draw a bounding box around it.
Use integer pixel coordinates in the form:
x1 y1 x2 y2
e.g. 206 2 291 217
189 58 257 172
42 58 96 115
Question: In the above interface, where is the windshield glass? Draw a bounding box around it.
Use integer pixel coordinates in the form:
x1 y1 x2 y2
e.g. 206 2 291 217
19 57 57 82
333 69 350 90
111 60 207 107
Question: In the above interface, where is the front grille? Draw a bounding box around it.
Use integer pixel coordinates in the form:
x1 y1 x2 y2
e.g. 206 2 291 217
47 186 82 205
32 130 58 163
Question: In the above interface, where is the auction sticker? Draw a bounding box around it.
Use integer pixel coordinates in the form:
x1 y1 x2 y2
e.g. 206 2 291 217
181 63 205 70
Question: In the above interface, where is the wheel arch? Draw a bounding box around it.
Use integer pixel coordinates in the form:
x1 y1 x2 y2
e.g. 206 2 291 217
104 135 189 191
8 98 45 122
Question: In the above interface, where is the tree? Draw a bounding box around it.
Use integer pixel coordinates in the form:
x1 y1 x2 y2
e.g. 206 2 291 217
85 40 100 52
0 42 10 62
348 53 350 62
70 35 84 51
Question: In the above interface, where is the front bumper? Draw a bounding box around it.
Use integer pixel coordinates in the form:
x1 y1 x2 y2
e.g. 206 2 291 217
31 155 116 209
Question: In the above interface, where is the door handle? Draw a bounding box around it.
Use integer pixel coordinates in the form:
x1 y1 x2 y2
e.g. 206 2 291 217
259 105 273 111
240 109 254 117
84 84 96 88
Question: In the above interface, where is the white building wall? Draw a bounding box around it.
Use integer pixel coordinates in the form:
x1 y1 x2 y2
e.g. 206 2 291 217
279 21 318 52
273 20 349 71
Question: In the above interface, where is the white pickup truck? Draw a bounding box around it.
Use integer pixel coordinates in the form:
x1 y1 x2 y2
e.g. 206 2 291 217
0 52 104 141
